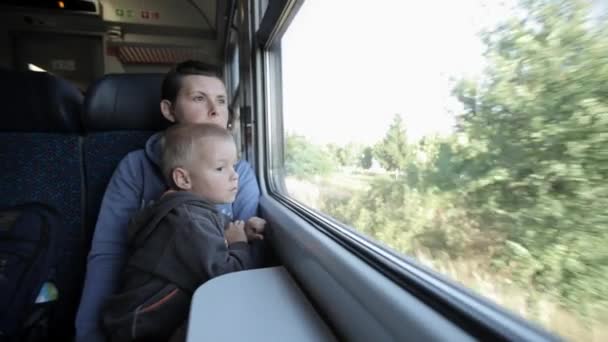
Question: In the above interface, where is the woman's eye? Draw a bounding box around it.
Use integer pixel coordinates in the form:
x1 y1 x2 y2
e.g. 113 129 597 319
194 96 205 102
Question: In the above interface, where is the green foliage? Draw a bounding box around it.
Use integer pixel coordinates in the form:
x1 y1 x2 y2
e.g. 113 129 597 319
328 143 364 168
316 0 608 323
360 147 373 169
321 177 489 258
285 134 336 179
373 114 411 172
451 0 608 311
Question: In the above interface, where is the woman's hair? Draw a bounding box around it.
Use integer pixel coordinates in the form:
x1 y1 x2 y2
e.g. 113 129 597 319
161 60 223 103
160 123 233 188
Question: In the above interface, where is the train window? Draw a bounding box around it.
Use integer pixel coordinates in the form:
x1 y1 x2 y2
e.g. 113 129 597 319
226 26 243 157
269 1 608 341
227 24 240 100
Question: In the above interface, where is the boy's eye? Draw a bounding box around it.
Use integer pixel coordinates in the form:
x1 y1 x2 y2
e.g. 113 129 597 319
218 98 226 104
216 167 224 172
194 96 205 102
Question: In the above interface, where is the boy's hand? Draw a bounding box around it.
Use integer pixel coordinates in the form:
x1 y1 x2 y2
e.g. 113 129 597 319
245 217 266 241
225 220 248 245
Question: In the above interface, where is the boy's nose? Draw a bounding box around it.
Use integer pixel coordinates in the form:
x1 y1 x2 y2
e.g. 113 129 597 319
230 169 239 181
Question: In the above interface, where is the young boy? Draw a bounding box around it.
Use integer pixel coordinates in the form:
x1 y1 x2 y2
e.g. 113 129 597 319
102 123 265 342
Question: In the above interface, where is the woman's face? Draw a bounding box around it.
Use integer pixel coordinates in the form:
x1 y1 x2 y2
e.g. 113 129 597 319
164 75 229 128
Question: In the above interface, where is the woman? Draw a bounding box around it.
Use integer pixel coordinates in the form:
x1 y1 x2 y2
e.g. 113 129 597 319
75 60 262 342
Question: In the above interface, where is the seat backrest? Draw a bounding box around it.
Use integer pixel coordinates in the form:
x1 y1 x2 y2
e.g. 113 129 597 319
0 68 84 340
82 73 170 244
0 68 84 241
1 68 83 133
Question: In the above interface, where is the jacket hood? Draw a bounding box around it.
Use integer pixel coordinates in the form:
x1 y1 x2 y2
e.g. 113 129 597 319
144 132 163 168
127 191 217 247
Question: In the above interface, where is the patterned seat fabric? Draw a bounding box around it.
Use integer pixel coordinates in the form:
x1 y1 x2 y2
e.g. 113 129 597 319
0 68 84 340
82 73 170 246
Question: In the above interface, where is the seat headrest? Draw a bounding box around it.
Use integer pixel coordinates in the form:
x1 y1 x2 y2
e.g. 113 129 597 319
0 69 83 133
84 74 171 132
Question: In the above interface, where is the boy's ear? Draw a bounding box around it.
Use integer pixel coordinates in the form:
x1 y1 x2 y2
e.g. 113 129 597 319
172 167 192 190
160 99 176 122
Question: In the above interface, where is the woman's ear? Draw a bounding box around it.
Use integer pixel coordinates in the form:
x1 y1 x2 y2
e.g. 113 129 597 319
172 167 192 190
161 99 176 122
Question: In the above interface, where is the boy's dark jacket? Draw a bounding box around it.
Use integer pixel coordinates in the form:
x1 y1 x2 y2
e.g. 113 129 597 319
102 191 254 342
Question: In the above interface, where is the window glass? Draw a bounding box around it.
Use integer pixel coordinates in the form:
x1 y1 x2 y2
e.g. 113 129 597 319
226 28 241 156
228 30 240 98
277 1 608 341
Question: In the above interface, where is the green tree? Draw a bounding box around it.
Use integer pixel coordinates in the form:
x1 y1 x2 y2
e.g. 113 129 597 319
322 0 608 326
360 146 373 169
374 114 410 172
332 143 363 168
453 0 608 313
285 134 336 179
325 143 341 166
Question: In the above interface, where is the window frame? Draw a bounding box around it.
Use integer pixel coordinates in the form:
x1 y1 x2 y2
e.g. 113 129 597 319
252 1 562 341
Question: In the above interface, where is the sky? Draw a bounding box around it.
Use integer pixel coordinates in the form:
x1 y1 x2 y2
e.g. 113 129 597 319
280 0 516 146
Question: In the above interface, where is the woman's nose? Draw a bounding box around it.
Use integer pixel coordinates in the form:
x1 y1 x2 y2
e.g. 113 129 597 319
208 101 217 117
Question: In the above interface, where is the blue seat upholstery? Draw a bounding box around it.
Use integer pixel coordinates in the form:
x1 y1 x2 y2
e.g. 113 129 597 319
82 74 171 245
0 70 173 338
0 68 84 340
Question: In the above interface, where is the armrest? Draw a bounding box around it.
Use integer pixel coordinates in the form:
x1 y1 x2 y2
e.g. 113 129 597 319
187 266 336 341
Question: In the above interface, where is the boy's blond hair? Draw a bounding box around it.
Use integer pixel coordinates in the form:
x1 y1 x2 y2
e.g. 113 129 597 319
160 123 234 189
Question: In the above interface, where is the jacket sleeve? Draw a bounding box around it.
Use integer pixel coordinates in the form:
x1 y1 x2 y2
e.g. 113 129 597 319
174 209 255 281
75 152 144 342
232 160 260 220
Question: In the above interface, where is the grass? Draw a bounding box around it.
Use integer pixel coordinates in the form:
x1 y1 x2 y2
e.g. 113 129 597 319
284 172 608 342
413 250 608 342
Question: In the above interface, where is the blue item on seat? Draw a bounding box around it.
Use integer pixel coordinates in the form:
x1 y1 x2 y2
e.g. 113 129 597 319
0 203 62 341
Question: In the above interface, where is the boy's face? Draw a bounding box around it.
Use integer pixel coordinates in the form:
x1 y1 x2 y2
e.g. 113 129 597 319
186 137 239 204
165 75 229 128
